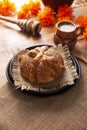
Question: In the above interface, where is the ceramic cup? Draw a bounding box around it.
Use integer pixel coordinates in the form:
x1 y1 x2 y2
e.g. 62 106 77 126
54 20 83 50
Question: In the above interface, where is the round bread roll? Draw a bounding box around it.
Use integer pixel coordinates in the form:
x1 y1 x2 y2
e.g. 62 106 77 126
19 46 65 84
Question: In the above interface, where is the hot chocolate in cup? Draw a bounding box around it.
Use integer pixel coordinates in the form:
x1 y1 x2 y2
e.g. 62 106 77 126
56 20 83 39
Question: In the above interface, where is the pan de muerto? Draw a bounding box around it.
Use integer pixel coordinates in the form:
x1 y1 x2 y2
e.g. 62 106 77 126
19 46 65 84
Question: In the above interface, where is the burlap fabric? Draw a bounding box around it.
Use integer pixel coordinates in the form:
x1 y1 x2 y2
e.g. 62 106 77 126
0 1 87 129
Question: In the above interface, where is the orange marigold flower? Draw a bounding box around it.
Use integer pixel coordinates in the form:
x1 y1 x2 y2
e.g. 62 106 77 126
56 4 74 22
18 10 31 19
75 16 87 29
58 17 72 22
17 0 41 19
17 4 31 19
0 0 16 16
75 16 87 40
29 0 41 15
37 6 55 26
0 1 3 15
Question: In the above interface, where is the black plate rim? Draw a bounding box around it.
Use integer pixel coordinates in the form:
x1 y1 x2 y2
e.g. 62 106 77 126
6 45 81 95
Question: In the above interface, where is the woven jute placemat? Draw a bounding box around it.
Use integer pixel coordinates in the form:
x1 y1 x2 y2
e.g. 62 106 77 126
11 44 78 92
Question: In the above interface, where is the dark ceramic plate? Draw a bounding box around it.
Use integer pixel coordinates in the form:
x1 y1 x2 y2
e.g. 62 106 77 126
6 45 81 96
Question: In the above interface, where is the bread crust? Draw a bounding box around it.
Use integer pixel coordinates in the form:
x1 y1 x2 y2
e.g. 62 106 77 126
19 46 65 84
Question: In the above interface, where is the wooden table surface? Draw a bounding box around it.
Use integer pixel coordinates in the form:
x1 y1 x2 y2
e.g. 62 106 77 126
0 1 87 130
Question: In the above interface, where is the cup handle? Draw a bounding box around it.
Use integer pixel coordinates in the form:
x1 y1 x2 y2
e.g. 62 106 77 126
75 24 83 37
